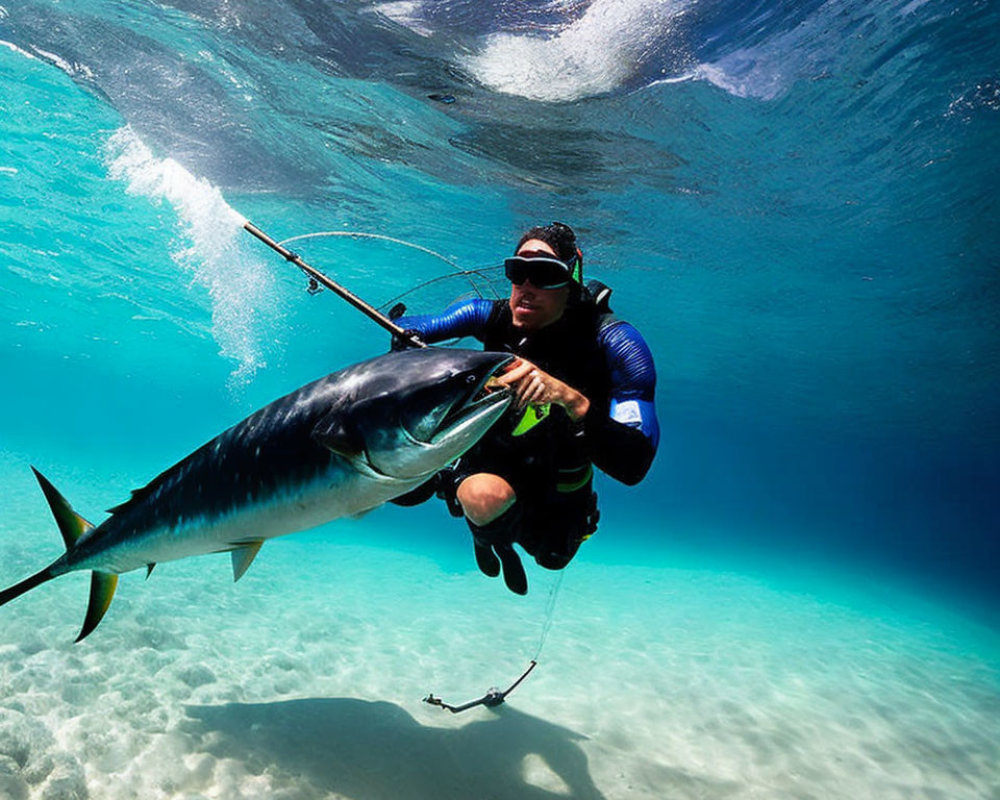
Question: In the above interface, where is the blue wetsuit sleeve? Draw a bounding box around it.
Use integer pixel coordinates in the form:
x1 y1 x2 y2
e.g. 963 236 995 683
394 299 496 345
586 320 659 485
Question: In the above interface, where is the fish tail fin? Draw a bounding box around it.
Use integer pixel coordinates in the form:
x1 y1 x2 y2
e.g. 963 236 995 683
0 466 86 609
31 466 94 547
6 467 118 641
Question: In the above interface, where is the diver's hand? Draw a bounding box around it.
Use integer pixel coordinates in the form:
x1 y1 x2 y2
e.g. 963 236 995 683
390 328 422 351
496 359 590 422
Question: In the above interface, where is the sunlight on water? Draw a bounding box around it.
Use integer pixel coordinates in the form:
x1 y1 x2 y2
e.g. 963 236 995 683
463 0 690 101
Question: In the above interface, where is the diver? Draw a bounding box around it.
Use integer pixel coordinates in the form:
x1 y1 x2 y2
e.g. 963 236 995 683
392 222 659 594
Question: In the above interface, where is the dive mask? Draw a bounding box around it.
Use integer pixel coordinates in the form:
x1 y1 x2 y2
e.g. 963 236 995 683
503 250 581 289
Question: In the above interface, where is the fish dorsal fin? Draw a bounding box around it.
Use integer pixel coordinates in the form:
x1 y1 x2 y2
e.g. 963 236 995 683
76 571 118 642
231 541 264 582
312 411 365 458
31 467 95 548
146 563 156 580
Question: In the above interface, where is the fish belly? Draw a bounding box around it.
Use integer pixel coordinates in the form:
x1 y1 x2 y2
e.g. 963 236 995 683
69 470 419 575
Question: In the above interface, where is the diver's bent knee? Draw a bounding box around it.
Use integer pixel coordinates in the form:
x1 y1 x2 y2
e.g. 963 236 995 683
456 474 515 526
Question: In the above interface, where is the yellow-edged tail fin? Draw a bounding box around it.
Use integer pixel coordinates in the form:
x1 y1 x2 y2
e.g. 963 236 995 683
27 467 118 642
31 466 94 547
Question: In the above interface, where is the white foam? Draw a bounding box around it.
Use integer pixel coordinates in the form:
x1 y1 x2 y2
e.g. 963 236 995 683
693 55 789 101
27 43 96 81
105 126 276 387
463 0 689 102
0 38 38 60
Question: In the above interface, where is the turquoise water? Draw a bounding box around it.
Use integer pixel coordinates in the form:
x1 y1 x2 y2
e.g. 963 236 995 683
2 1 999 797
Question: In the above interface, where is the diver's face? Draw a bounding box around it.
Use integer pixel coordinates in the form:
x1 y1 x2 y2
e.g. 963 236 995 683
508 239 570 331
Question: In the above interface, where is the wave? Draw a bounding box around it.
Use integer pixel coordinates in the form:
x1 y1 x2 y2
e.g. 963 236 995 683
104 126 277 387
379 0 842 102
461 0 692 102
399 0 955 105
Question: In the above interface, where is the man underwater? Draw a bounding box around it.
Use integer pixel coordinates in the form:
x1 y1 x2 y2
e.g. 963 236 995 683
393 222 659 593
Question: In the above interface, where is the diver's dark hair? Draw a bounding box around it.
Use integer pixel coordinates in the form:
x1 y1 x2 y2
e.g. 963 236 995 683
515 221 580 265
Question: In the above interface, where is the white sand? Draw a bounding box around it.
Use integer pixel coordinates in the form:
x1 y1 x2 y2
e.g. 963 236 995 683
1 457 998 799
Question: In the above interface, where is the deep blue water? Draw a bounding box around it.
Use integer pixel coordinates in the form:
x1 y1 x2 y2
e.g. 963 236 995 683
1 0 998 614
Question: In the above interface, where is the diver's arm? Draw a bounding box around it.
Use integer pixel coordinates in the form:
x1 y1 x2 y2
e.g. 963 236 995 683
586 320 659 485
393 298 496 345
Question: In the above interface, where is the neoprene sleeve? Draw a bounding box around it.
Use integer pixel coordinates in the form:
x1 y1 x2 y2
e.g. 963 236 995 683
396 299 494 344
588 319 658 485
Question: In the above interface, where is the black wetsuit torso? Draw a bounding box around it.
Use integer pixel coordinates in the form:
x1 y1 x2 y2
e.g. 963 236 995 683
469 299 601 496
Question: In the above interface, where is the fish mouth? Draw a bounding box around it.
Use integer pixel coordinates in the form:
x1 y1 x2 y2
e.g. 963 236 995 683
432 355 514 443
358 352 516 482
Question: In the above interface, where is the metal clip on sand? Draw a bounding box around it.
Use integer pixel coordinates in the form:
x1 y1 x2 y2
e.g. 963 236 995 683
242 220 427 349
423 660 538 713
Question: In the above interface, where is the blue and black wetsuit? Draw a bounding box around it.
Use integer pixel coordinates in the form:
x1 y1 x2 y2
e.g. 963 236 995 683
397 291 658 573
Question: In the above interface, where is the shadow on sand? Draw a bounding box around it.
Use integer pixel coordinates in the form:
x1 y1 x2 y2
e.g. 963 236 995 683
184 697 607 799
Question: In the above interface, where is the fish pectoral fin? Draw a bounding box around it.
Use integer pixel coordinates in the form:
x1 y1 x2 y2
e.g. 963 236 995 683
146 563 156 580
76 571 118 643
312 412 365 458
231 541 264 582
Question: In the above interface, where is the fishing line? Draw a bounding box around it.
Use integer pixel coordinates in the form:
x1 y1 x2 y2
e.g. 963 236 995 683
377 265 504 313
423 570 565 713
532 569 565 661
277 230 463 270
242 220 426 348
274 229 504 312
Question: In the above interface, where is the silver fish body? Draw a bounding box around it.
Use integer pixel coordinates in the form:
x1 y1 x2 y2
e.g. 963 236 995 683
1 347 513 639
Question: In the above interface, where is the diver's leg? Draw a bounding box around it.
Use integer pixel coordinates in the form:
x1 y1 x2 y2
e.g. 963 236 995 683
531 484 599 570
457 474 527 595
456 473 515 525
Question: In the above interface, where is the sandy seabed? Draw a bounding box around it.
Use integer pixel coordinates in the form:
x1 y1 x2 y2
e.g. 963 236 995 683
0 469 998 799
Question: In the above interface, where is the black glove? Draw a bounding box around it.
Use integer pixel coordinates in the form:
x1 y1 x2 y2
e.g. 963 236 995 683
390 328 422 351
474 540 527 595
468 504 527 595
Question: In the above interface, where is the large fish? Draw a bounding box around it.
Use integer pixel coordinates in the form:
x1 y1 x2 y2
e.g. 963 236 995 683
0 347 512 641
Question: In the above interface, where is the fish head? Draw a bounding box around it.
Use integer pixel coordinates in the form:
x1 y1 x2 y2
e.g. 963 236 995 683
315 348 514 481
